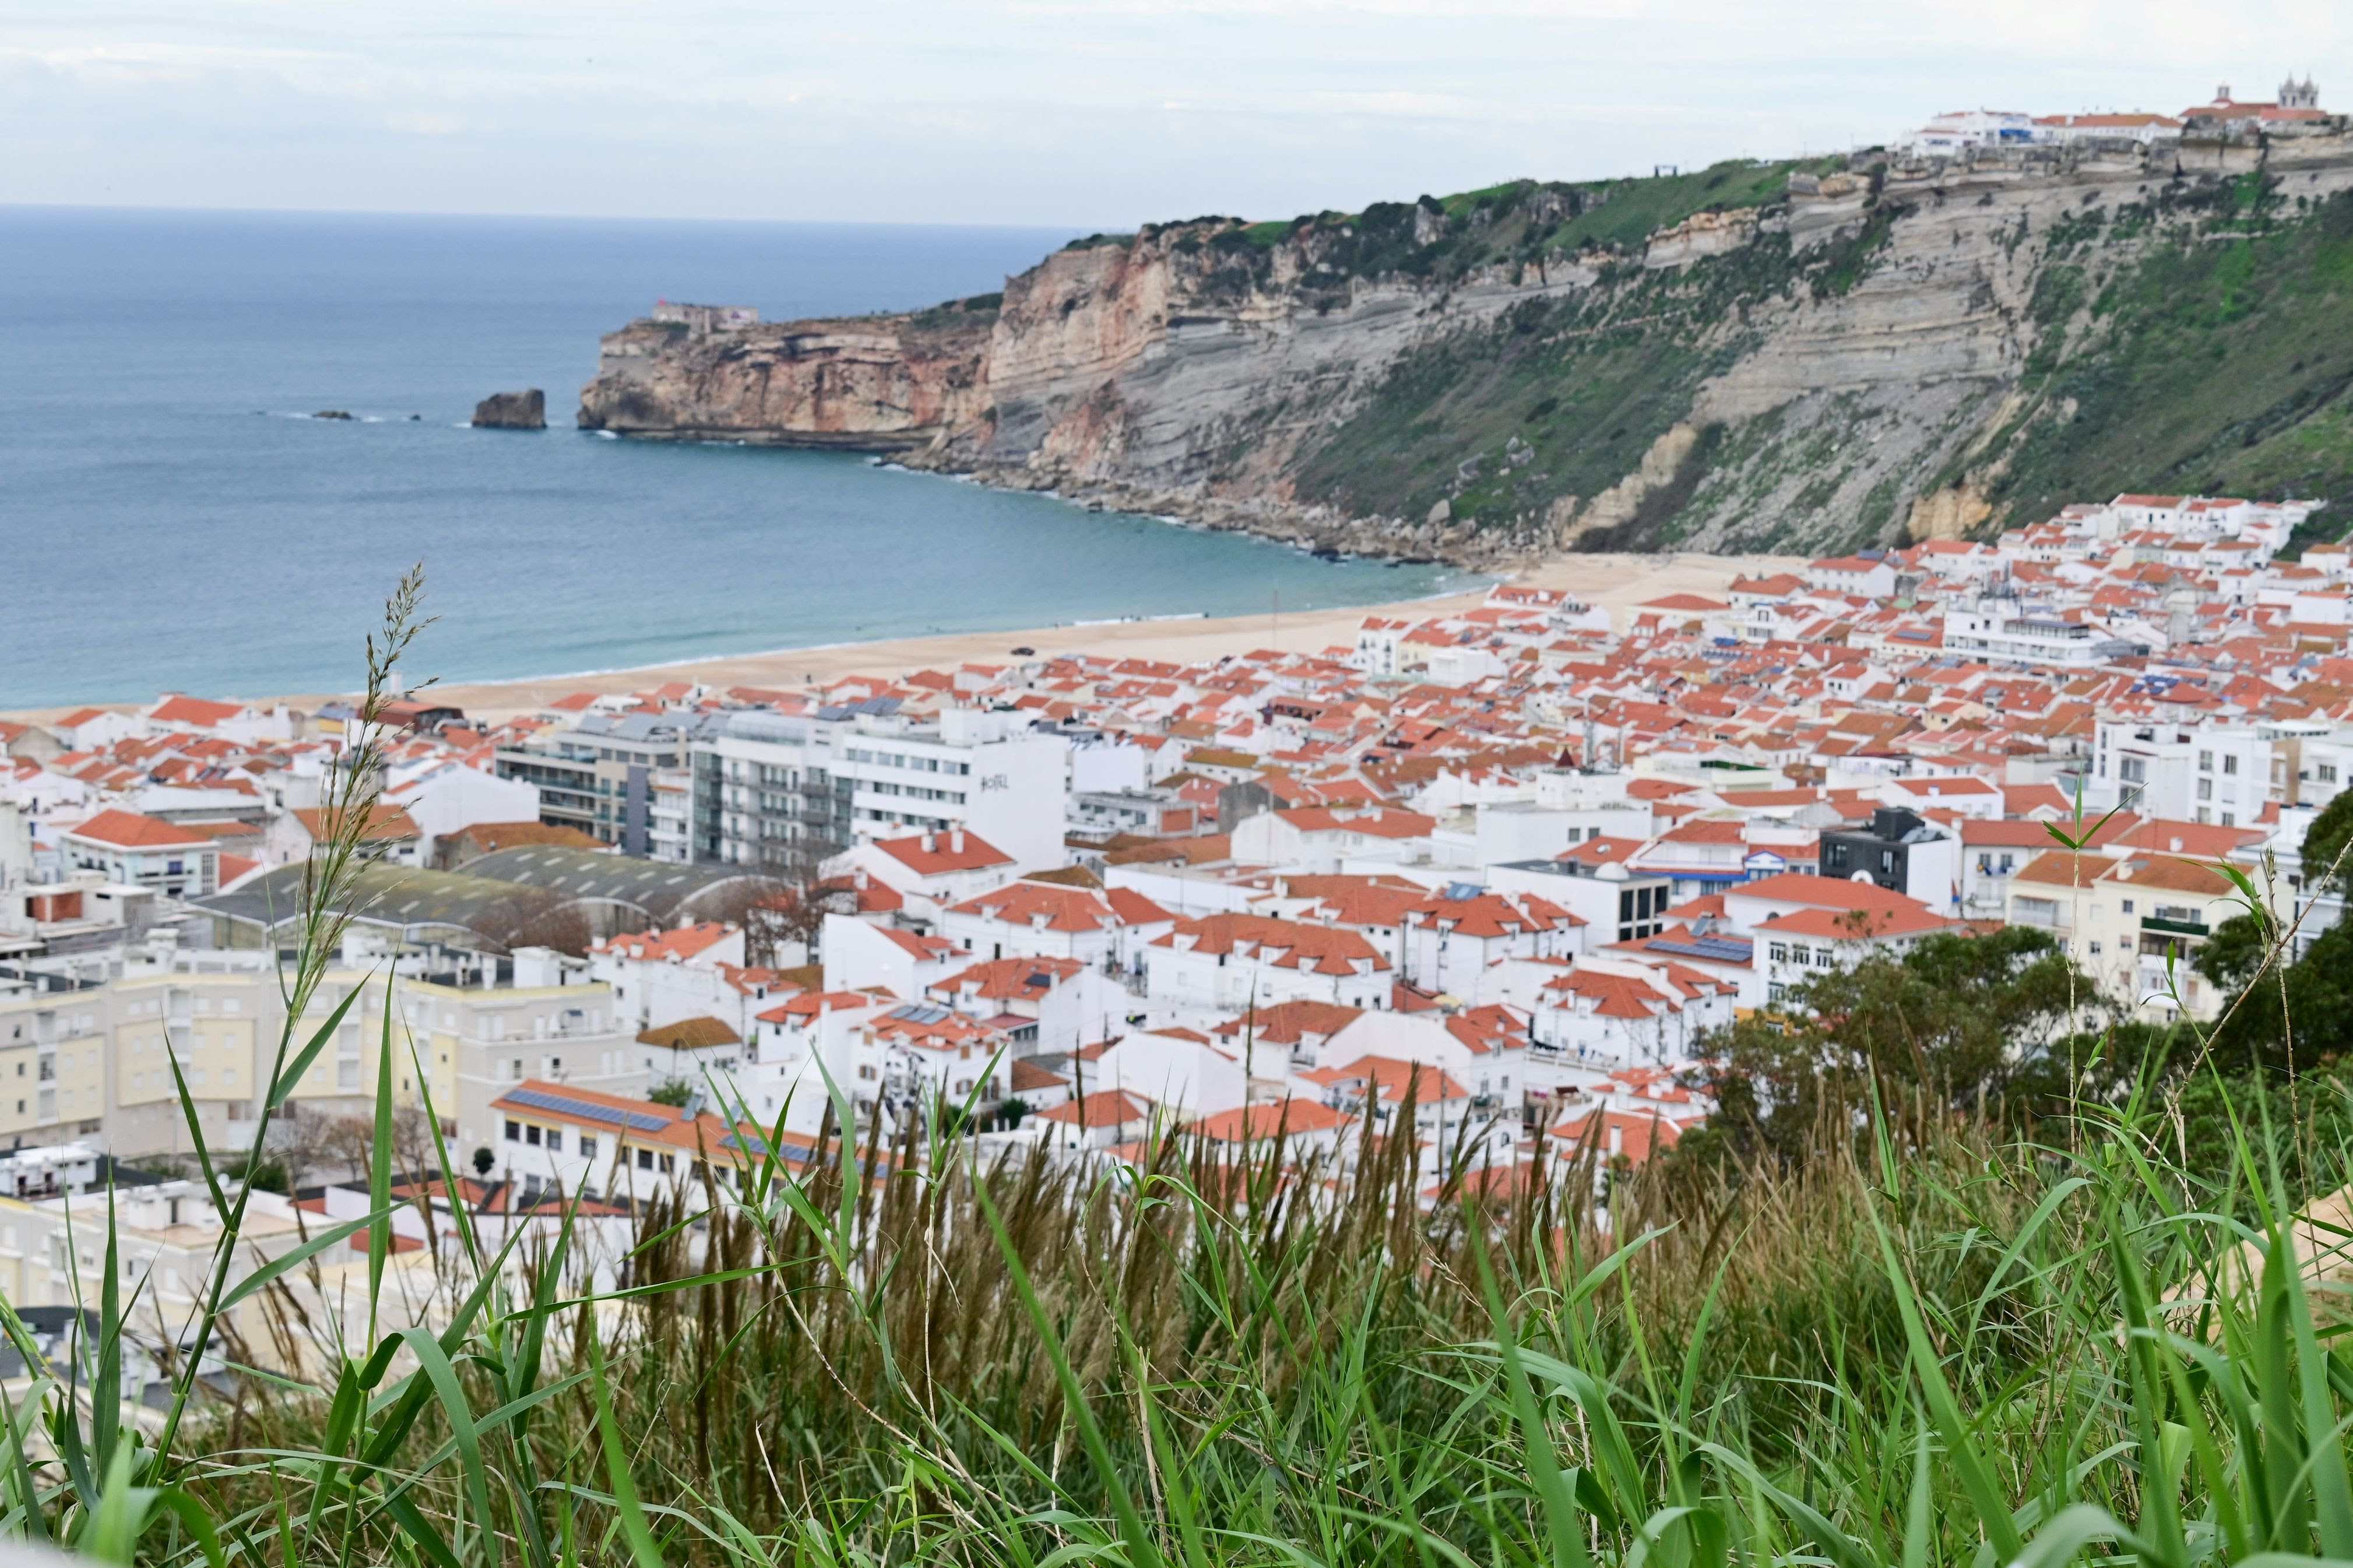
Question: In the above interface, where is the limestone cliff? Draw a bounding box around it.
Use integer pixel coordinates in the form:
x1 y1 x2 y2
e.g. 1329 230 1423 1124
581 140 2353 561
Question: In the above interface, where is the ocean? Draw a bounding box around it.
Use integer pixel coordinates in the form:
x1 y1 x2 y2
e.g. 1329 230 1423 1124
0 207 1466 709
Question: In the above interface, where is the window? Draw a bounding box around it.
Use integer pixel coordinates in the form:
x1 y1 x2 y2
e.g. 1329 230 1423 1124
1768 942 1788 964
2323 763 2341 784
636 1148 654 1169
525 1124 541 1146
2198 750 2213 771
2121 899 2134 914
2088 942 2103 955
2224 754 2239 775
660 1155 675 1174
504 1119 520 1142
579 1135 597 1161
1768 983 1786 1003
2197 778 2213 800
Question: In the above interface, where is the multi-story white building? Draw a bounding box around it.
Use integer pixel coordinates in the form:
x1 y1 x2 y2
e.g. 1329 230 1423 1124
58 811 219 898
2091 720 2272 826
701 706 1069 876
0 946 641 1165
1942 596 2145 669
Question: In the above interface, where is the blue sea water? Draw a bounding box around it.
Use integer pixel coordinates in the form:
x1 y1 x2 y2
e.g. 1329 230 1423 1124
0 207 1464 708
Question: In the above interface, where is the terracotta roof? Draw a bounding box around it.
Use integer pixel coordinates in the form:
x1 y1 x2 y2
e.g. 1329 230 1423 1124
635 1016 743 1050
1190 1097 1350 1141
293 804 420 842
874 830 1015 876
1155 914 1390 975
596 922 737 964
65 809 212 851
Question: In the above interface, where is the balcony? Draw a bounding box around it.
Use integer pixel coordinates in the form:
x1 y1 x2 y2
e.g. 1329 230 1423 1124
2140 914 2209 938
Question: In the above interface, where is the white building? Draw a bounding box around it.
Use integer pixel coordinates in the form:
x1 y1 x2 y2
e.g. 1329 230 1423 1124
704 706 1070 876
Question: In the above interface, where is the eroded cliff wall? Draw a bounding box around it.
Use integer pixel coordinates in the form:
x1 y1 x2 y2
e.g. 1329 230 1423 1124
580 142 2353 562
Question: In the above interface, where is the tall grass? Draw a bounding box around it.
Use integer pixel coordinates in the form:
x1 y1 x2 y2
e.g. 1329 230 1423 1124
2 577 2351 1566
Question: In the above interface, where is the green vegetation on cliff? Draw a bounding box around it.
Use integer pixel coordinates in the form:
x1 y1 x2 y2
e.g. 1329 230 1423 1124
1285 228 1873 534
1984 180 2353 527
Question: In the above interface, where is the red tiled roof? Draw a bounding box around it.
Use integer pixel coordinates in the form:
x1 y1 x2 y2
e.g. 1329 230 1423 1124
874 830 1014 876
66 809 212 850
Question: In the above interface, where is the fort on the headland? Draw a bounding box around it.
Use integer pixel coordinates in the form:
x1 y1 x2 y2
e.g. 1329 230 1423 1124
650 301 761 337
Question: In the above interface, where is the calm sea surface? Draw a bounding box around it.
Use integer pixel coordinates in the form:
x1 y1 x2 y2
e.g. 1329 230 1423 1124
0 207 1464 707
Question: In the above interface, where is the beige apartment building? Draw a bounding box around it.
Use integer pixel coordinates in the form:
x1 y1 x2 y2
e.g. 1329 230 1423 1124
0 949 646 1167
2004 851 2241 1020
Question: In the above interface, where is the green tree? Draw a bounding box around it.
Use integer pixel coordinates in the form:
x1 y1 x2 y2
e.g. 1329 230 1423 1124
2302 789 2353 894
648 1079 696 1108
1682 924 2096 1172
2199 915 2353 1076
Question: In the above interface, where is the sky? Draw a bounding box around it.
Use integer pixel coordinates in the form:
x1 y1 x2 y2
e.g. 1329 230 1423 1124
2 1 2345 230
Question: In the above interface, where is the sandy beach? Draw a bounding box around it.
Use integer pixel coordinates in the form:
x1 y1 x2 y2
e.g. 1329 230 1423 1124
8 552 1799 727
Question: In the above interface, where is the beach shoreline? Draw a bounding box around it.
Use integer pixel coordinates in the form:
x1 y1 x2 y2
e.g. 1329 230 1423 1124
3 552 1798 727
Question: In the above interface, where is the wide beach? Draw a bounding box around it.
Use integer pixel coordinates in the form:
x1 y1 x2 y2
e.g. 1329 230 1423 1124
312 550 1797 723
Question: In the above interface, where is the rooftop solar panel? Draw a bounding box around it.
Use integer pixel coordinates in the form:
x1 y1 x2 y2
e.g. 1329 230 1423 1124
504 1086 672 1133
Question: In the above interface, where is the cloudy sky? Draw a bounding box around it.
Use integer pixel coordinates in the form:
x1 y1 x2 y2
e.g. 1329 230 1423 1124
2 1 2343 228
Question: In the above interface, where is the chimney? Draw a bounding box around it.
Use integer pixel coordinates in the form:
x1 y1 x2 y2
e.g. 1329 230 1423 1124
2169 836 2183 852
921 831 938 854
950 827 965 853
2217 84 2231 103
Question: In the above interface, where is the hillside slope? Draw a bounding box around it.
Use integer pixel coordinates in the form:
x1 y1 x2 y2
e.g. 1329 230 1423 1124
580 140 2353 564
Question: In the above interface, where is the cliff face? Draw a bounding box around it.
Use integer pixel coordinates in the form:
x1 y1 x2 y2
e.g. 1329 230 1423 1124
580 141 2353 561
581 309 993 448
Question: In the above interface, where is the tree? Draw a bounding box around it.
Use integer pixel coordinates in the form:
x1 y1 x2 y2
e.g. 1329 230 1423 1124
2303 791 2353 895
647 1079 695 1108
2197 914 2353 1076
694 875 842 969
470 887 593 957
1680 925 2096 1174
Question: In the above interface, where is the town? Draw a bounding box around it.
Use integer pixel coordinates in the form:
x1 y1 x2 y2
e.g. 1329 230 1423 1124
0 485 2343 1366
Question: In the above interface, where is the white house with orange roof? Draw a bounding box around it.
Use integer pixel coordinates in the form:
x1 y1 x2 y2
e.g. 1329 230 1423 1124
937 876 1128 967
1545 1100 1697 1169
1805 554 1899 598
747 988 893 1133
1719 871 1966 1006
925 955 1125 1056
59 810 219 897
1286 1007 1527 1129
828 828 1018 926
1032 1088 1160 1152
860 1002 1016 1112
1398 885 1584 1000
1523 957 1735 1087
1296 1053 1515 1177
1351 616 1416 678
263 803 423 869
1878 773 2004 820
142 695 296 746
490 1079 761 1207
1145 914 1391 1030
1229 805 1437 874
44 709 144 753
589 921 757 1034
379 756 540 865
819 912 970 1002
1185 1097 1352 1164
1079 1026 1250 1119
